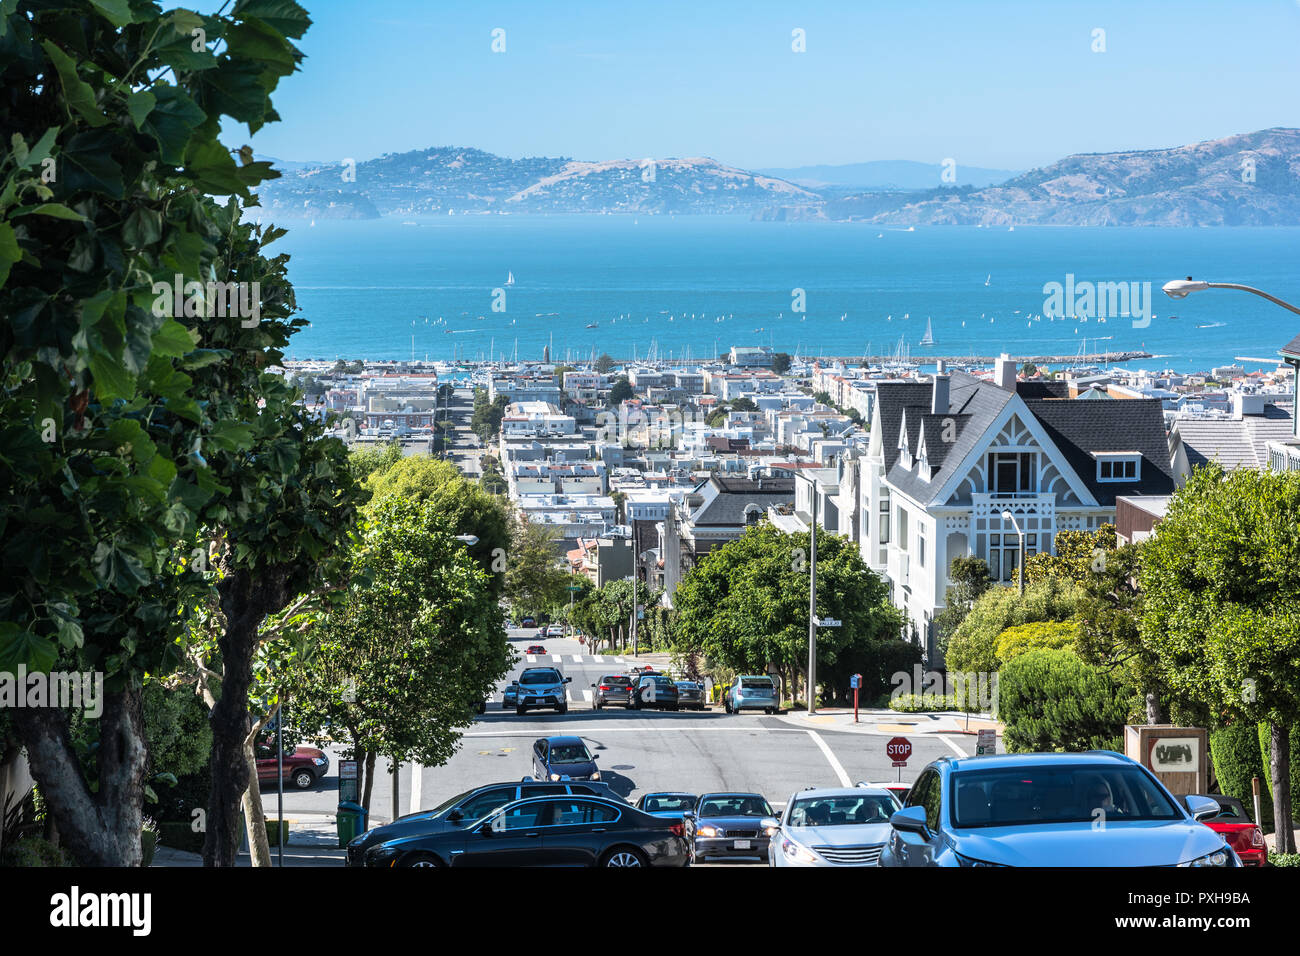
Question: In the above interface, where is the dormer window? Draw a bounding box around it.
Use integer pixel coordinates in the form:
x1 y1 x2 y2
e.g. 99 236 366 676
1095 453 1141 482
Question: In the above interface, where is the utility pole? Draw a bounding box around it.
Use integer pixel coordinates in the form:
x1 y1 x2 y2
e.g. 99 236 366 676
807 485 818 716
630 520 639 656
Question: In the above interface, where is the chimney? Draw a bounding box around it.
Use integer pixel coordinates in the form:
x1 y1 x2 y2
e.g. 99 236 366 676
936 359 947 374
995 353 1017 391
931 373 950 414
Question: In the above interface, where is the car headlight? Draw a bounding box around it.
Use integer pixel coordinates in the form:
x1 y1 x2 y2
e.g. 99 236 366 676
781 838 819 865
312 757 327 766
1178 848 1234 867
954 851 1007 867
697 826 718 838
550 773 561 781
365 846 402 867
763 825 779 836
591 771 601 780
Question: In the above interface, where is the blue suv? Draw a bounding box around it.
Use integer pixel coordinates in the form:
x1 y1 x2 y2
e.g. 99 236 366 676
532 736 601 782
878 751 1239 867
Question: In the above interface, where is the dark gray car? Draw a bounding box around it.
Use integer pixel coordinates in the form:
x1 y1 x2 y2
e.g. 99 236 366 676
674 680 706 710
592 674 634 709
632 673 679 711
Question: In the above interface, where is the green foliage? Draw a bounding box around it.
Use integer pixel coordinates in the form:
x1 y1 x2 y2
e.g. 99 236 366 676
998 649 1131 753
944 577 1083 674
348 440 403 484
1254 721 1300 819
1 836 77 867
730 396 758 412
142 680 211 780
771 352 792 374
935 556 992 651
364 455 510 596
608 377 633 404
594 354 615 374
673 522 905 686
471 392 509 441
1210 721 1272 831
503 514 570 618
1141 466 1300 730
812 390 833 406
1024 525 1116 585
284 497 512 782
995 620 1079 662
1269 853 1300 866
891 693 968 713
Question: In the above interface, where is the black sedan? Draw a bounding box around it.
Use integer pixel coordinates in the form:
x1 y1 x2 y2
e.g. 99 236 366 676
632 673 679 711
363 795 689 867
674 680 706 710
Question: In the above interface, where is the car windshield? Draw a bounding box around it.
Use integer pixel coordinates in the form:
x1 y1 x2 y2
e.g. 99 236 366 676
950 765 1183 828
425 788 474 817
602 676 631 686
549 744 591 764
644 675 675 685
676 682 698 689
643 794 694 812
699 795 773 818
789 794 896 827
520 670 561 685
740 678 773 690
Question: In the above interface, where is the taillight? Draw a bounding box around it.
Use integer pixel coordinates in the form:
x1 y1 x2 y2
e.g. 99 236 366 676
669 823 684 837
1251 827 1265 848
599 685 610 691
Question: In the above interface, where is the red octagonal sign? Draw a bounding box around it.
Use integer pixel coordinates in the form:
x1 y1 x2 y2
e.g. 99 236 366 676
886 736 912 766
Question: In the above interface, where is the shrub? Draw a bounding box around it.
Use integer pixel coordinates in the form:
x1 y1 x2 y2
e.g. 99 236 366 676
891 693 959 713
1210 721 1272 831
998 648 1129 753
0 837 77 867
944 578 1083 674
995 620 1079 662
1269 853 1300 867
157 821 205 855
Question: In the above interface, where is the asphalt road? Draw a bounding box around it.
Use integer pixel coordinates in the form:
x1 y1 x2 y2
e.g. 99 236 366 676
269 629 970 831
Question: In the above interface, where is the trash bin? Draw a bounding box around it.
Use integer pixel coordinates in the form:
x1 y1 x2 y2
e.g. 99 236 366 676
336 801 367 847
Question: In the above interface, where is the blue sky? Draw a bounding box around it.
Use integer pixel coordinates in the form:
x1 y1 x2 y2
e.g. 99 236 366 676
235 0 1300 170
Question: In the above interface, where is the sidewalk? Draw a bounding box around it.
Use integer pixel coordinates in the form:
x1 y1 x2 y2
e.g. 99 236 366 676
153 813 347 867
776 706 1001 737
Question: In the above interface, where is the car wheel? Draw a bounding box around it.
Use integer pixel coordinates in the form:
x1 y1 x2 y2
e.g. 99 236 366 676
516 706 526 716
669 704 679 712
558 704 568 715
594 700 602 710
400 852 444 868
601 846 647 867
764 707 774 715
724 701 732 713
292 769 315 790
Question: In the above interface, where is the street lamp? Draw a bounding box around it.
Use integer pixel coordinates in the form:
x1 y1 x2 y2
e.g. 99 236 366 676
1161 277 1300 316
454 534 479 546
1000 510 1025 596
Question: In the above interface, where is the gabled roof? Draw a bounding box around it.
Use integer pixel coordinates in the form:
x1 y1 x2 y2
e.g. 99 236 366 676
1280 332 1300 360
1023 397 1175 505
1172 403 1295 472
689 475 795 527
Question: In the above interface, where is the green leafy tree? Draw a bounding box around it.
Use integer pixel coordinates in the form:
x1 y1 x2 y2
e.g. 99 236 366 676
594 353 615 374
282 498 511 815
995 620 1079 661
1141 466 1300 851
503 514 570 619
348 439 403 483
730 396 758 412
1024 525 1116 585
471 393 509 442
365 456 510 596
998 648 1132 753
944 577 1083 674
673 523 904 705
772 352 792 374
0 0 314 866
608 377 634 404
935 556 991 653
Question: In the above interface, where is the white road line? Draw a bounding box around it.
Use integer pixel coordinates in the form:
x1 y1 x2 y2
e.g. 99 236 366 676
593 655 605 663
464 727 824 737
615 657 626 664
571 655 583 663
526 655 536 663
807 730 852 786
552 655 562 663
938 734 968 757
581 690 593 702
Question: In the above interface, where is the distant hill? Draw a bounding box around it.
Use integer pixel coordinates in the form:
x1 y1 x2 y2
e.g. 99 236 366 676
756 159 1020 191
795 128 1300 226
252 147 818 219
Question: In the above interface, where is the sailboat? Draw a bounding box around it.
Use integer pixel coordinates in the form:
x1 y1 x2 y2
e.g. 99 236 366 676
984 274 991 287
505 271 515 286
919 317 935 347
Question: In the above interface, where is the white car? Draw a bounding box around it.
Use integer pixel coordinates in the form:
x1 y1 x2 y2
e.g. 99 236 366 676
766 786 901 867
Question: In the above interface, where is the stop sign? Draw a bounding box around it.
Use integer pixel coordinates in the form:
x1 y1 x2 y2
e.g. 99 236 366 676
886 736 912 765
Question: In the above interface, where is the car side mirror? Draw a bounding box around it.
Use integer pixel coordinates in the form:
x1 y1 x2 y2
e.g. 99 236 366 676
592 753 599 760
1186 795 1220 822
682 811 695 821
563 677 572 684
446 809 463 822
890 806 930 839
760 817 780 830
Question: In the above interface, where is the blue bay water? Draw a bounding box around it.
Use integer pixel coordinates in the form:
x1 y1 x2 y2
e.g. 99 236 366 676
272 216 1300 373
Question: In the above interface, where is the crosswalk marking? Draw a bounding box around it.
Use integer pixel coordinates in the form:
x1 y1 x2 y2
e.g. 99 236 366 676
571 655 583 663
526 655 536 663
551 655 562 663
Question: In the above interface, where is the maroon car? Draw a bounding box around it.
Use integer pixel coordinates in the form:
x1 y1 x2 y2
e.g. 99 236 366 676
256 743 330 790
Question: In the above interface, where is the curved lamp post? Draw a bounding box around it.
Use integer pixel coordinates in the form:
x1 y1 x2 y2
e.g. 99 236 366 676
1001 510 1026 596
1161 277 1300 316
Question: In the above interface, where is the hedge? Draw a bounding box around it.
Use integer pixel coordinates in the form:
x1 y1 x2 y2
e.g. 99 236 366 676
1211 721 1272 831
998 648 1129 753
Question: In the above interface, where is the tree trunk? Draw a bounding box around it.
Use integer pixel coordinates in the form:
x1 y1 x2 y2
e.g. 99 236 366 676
1270 721 1296 854
1144 691 1164 724
13 687 148 866
204 566 292 866
242 743 272 867
361 749 376 816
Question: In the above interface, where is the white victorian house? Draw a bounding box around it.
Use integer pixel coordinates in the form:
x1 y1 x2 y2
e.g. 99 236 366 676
861 361 1175 659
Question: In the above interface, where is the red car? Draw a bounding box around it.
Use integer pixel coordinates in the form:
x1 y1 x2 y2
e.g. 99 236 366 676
1184 794 1267 866
256 743 330 790
526 645 547 655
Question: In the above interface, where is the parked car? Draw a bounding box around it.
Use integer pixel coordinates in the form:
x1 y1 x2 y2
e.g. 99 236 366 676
345 780 627 866
502 681 519 709
674 680 706 710
362 795 689 867
684 792 779 863
545 624 565 638
526 644 547 655
256 743 328 790
592 674 635 709
725 675 779 714
858 780 911 804
515 667 571 715
532 735 601 782
520 617 536 628
635 792 698 821
767 786 900 867
878 751 1241 867
632 673 679 711
1182 794 1267 866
